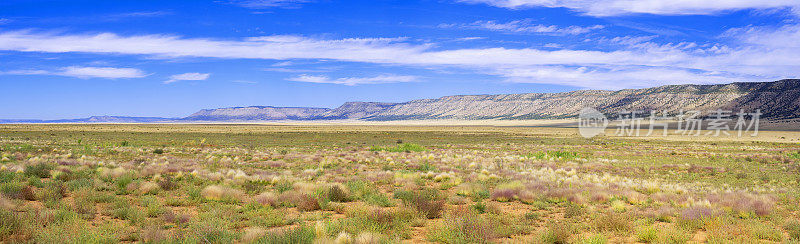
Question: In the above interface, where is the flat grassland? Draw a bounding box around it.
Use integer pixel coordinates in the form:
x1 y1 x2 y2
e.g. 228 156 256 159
1 124 799 243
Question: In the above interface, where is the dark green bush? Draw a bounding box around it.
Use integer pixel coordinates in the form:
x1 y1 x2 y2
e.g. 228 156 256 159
24 163 53 178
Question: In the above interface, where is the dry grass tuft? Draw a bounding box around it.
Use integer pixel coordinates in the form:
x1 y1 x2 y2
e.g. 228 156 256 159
201 185 245 202
241 227 266 243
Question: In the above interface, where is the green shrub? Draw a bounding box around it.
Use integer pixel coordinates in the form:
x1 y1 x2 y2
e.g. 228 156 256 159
72 193 97 217
66 178 94 191
0 208 21 239
38 181 66 204
347 180 394 207
636 226 658 243
539 221 575 244
395 188 444 219
364 192 393 207
786 219 800 240
141 196 165 218
24 163 53 178
577 234 608 244
186 218 239 244
595 212 631 233
254 225 315 244
428 208 493 243
370 143 426 152
243 204 287 227
564 203 585 219
750 221 783 242
325 205 416 239
34 219 118 244
109 199 144 224
325 184 351 202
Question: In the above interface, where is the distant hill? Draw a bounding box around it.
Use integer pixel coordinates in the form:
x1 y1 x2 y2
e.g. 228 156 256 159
182 79 800 122
183 106 330 121
365 79 800 121
0 116 173 124
3 79 799 123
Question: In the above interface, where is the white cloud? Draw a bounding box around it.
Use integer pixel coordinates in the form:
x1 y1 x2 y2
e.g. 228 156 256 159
232 80 258 84
272 61 294 66
723 24 800 48
443 20 603 35
1 69 51 75
60 66 147 79
263 67 326 73
0 18 10 25
0 29 798 88
287 74 418 86
231 0 312 9
454 37 486 41
106 11 172 19
0 31 423 62
165 72 210 84
1 66 147 79
457 0 800 16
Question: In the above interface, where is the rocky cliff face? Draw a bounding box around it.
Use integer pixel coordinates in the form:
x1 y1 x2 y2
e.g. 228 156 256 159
363 79 799 120
184 106 331 121
175 79 800 121
319 102 398 119
5 79 798 123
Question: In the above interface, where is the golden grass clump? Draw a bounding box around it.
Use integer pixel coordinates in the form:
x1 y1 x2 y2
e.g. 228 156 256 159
201 185 245 202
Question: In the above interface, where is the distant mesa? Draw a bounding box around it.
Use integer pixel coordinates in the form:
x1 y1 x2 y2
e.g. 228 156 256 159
2 79 799 123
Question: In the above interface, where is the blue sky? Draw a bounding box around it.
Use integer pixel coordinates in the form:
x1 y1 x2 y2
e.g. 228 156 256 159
1 0 799 119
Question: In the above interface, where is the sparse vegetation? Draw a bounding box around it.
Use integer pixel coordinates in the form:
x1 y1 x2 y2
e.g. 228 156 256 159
0 124 798 243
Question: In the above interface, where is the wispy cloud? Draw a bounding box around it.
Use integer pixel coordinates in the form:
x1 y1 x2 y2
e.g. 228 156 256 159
441 20 604 35
165 72 210 84
0 29 798 88
0 18 11 25
272 61 294 66
263 67 328 73
61 66 148 79
107 11 172 19
230 0 312 9
457 0 800 16
454 37 486 41
232 80 258 84
2 66 147 79
288 74 418 86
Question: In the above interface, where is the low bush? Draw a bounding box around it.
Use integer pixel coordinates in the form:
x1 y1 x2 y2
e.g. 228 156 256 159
24 163 53 178
539 221 575 244
396 188 444 219
280 191 320 212
370 143 426 153
325 184 351 202
0 208 21 239
325 204 416 239
140 225 175 243
141 196 165 218
38 181 67 204
254 225 315 244
186 218 239 244
595 212 631 233
576 234 608 244
636 226 658 243
786 219 800 240
347 180 393 207
427 207 493 243
201 185 245 203
254 192 279 207
109 199 144 224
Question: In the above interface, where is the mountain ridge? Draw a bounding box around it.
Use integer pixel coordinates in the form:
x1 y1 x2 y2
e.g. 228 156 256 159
3 79 799 123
